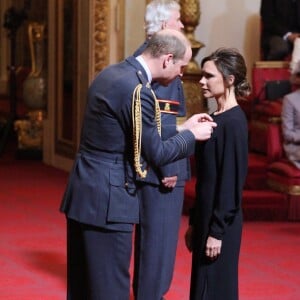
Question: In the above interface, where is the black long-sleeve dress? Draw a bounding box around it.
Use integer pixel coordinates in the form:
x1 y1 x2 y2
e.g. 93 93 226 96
189 106 248 300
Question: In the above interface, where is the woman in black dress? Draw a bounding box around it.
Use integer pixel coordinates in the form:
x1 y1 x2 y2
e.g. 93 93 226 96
185 48 251 300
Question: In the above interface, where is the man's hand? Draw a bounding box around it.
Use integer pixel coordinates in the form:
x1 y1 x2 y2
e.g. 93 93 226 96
287 32 300 43
161 176 177 188
177 113 214 132
205 236 222 260
189 121 217 141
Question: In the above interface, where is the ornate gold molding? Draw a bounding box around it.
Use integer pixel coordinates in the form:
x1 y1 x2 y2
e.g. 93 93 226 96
254 61 290 69
93 0 110 77
182 74 207 118
178 1 207 117
180 0 204 73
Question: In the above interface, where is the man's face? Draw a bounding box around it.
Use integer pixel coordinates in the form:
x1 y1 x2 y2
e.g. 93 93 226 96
164 10 184 31
158 46 192 86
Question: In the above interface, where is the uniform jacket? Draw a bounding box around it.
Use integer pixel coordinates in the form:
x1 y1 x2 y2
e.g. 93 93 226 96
60 56 196 231
134 42 191 186
282 89 300 168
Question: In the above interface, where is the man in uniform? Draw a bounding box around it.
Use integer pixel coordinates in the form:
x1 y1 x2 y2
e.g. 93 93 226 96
60 28 216 300
133 1 192 299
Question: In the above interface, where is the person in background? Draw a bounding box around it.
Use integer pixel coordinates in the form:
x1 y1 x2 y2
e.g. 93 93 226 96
60 28 216 300
132 1 189 299
185 48 250 300
281 63 300 169
260 0 300 60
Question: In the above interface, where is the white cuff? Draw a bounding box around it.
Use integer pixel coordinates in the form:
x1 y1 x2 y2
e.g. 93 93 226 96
283 32 292 40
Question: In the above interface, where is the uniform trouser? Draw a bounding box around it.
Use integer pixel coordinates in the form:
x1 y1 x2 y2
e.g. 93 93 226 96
66 218 132 300
133 183 185 300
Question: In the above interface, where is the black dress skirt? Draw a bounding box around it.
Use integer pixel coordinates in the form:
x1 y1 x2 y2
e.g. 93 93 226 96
190 106 248 300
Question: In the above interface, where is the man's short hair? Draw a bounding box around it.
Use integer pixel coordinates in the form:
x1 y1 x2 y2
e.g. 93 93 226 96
144 29 190 62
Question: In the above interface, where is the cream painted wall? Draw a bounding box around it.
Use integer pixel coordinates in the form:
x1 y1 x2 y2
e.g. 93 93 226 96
194 0 261 78
124 0 262 79
124 0 146 56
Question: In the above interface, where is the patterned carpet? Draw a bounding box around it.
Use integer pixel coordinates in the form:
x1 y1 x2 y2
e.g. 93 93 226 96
1 153 300 299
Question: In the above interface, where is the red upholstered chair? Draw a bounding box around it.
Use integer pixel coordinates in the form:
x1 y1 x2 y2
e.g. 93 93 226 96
250 61 291 154
266 123 300 220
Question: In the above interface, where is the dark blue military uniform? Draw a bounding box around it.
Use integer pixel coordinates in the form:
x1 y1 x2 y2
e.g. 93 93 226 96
60 56 195 300
133 43 191 300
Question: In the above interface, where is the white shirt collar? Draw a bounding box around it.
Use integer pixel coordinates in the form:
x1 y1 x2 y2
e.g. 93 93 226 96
136 55 152 82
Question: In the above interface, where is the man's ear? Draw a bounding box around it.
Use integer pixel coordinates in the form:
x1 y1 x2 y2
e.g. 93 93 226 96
163 54 173 68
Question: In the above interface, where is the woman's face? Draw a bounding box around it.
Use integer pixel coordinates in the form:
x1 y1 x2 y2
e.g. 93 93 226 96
199 60 225 99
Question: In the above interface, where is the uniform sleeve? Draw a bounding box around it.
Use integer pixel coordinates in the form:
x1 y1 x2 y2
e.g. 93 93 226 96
158 117 180 178
151 78 187 178
209 119 248 239
139 86 195 168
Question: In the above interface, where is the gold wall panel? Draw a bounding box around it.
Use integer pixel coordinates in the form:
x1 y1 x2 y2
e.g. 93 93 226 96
93 0 110 76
